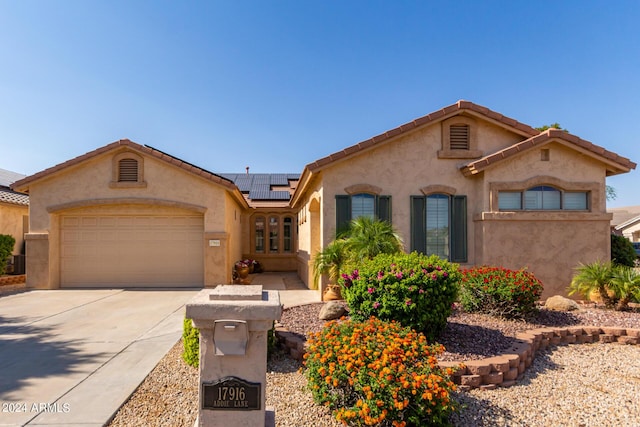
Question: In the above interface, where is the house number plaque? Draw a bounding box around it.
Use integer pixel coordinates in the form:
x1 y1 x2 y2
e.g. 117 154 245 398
202 377 261 411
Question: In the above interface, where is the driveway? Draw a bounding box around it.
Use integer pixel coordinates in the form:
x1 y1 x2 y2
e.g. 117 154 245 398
0 288 198 427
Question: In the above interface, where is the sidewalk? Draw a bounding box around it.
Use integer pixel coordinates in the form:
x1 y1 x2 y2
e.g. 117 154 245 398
250 271 321 307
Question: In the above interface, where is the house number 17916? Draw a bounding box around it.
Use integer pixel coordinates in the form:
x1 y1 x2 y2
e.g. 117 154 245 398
217 386 246 402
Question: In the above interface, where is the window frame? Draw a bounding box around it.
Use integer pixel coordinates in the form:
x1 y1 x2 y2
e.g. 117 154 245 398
410 193 467 263
498 186 590 211
335 193 392 234
253 213 296 254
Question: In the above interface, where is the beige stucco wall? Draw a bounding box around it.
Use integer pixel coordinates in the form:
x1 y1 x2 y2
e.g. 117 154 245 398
320 122 481 255
23 147 244 289
475 212 612 298
0 202 28 255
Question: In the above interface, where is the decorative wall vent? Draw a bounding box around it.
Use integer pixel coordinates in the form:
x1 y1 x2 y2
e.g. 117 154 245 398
118 159 139 182
449 124 470 150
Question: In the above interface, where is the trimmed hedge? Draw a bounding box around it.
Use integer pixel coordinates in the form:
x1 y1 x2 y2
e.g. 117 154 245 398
0 234 16 275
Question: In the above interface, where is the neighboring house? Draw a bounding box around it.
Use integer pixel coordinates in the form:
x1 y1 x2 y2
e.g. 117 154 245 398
610 206 640 242
12 101 636 298
0 168 29 262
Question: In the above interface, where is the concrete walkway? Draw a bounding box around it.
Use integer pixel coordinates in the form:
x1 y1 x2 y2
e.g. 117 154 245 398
0 275 319 427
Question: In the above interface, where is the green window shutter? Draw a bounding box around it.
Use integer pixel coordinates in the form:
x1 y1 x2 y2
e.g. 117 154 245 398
410 196 426 254
335 195 351 236
450 195 467 263
377 195 392 224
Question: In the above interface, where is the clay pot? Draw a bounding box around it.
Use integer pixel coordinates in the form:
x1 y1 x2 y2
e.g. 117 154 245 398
323 285 342 301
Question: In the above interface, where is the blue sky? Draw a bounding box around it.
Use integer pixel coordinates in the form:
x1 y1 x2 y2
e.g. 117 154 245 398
1 1 638 207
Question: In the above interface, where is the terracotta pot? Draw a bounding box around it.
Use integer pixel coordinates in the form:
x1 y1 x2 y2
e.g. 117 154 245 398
235 266 250 279
323 286 342 301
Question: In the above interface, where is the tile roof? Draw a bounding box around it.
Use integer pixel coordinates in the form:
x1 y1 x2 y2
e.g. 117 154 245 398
460 128 637 177
220 173 300 201
304 100 540 173
0 187 29 206
12 140 243 197
0 168 29 206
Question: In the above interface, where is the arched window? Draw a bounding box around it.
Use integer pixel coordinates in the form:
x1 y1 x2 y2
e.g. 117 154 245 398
283 217 293 252
255 217 265 252
524 186 561 210
253 214 295 254
269 217 279 251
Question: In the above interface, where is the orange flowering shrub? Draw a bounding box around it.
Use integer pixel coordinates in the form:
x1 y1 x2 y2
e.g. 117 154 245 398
304 317 459 426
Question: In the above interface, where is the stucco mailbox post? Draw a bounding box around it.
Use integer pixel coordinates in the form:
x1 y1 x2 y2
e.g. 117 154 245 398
186 285 282 427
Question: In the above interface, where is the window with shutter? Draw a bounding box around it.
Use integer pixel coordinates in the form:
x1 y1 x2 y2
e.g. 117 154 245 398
410 194 467 262
335 193 392 234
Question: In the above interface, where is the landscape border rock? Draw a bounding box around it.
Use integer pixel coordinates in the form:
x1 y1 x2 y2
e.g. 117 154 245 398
274 319 640 391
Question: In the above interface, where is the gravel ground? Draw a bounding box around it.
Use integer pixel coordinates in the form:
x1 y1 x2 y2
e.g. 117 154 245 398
108 304 640 427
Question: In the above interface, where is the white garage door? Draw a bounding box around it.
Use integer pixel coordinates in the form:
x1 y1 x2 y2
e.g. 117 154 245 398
60 213 204 288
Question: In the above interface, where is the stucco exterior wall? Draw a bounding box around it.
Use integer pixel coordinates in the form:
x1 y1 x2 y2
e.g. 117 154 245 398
475 212 612 298
0 203 28 255
23 148 243 289
320 123 480 258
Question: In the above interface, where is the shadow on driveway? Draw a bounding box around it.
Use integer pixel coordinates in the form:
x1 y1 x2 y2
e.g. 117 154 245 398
0 313 108 401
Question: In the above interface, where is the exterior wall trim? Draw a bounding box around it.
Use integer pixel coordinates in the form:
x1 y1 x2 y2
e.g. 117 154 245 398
46 197 208 214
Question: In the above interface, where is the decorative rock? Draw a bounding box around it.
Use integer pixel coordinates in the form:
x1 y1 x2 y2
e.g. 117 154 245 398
545 295 580 311
318 301 347 320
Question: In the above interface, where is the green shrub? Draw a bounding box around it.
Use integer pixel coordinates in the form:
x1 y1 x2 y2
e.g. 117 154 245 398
0 234 16 275
459 266 543 319
341 252 460 341
611 234 637 267
181 318 278 368
182 318 200 367
304 317 458 426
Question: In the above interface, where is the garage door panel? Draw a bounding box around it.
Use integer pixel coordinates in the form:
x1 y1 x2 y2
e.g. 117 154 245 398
61 213 204 288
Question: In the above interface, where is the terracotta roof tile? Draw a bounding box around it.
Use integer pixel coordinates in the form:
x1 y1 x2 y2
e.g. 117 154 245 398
11 139 241 195
0 187 29 206
461 129 636 176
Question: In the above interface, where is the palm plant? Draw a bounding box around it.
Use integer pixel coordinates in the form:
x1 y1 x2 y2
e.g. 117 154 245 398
343 216 404 263
312 238 348 289
609 266 640 311
568 260 614 307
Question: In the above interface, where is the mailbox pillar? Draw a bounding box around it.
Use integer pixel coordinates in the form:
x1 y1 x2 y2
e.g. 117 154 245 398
186 285 282 427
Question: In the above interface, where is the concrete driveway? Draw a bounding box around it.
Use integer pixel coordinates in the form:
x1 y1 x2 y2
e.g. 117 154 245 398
0 288 198 427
